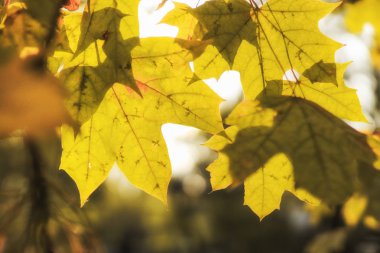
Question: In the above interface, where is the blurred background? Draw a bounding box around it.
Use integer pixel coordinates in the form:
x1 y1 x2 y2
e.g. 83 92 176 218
1 0 380 252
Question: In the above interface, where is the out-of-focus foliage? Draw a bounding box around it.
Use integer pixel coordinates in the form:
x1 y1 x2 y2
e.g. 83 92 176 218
345 0 380 71
0 59 69 136
0 1 71 136
0 136 103 252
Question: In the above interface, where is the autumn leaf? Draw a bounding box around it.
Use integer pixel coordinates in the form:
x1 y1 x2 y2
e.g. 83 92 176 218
206 120 319 219
60 38 223 205
166 0 371 219
0 0 375 231
57 0 224 206
234 0 341 97
163 0 256 79
246 155 319 220
262 63 366 121
224 97 367 203
206 96 374 220
163 0 342 89
161 2 206 41
53 0 140 124
205 126 237 191
164 0 365 121
49 0 375 217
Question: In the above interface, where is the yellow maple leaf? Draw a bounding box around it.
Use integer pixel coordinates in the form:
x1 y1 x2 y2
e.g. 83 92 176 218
61 38 224 206
53 0 140 124
206 96 375 219
164 0 365 121
205 117 319 220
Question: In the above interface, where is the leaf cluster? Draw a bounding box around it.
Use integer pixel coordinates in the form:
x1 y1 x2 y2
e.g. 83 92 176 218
1 0 380 224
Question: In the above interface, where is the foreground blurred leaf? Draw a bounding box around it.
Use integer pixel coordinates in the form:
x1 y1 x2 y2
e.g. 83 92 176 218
0 59 70 136
0 136 104 252
24 0 61 31
0 5 48 56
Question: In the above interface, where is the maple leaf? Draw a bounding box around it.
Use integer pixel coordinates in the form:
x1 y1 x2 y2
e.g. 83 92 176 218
206 96 374 219
345 0 380 71
162 0 369 218
163 0 256 79
161 2 205 41
163 0 342 89
244 154 319 220
46 0 374 217
60 38 223 206
262 63 366 121
53 0 140 124
205 118 318 220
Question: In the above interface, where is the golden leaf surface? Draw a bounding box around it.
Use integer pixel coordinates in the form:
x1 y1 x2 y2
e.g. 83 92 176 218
60 38 223 205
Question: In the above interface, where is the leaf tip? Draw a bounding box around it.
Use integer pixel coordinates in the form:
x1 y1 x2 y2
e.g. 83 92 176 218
157 190 168 206
80 197 88 208
78 187 93 207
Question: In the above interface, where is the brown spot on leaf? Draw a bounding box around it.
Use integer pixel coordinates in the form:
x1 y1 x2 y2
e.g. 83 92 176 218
63 0 80 11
